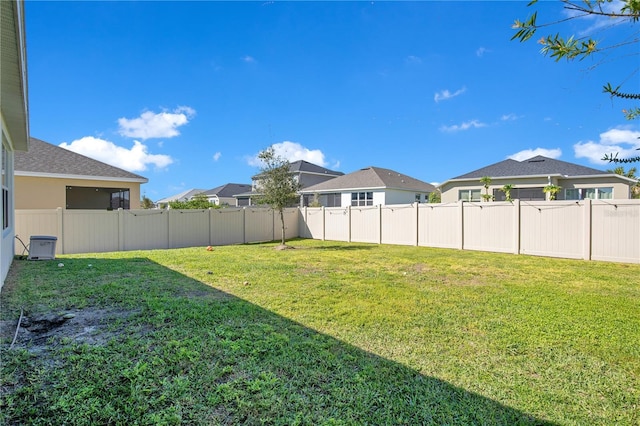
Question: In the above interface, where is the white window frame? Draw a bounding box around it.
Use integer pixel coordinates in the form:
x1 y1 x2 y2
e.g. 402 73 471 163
564 187 613 200
351 191 373 207
459 189 481 202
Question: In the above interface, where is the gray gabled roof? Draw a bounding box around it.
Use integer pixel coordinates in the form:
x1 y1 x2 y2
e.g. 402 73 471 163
300 166 436 193
15 137 148 182
452 155 607 180
156 188 205 204
288 160 344 176
202 183 252 198
252 160 343 179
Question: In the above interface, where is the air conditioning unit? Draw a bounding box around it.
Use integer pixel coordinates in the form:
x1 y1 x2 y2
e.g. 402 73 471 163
28 236 57 260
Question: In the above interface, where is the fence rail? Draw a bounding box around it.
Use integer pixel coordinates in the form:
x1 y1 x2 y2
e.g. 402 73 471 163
299 200 640 264
15 207 299 255
15 199 640 263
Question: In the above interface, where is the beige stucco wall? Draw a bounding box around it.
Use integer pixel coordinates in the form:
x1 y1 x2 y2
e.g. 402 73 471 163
557 177 631 199
441 176 631 203
15 175 142 209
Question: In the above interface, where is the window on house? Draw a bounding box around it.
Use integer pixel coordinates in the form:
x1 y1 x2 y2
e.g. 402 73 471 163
494 187 545 201
565 187 613 200
351 192 373 206
459 189 481 202
323 193 341 207
66 186 131 210
415 194 422 203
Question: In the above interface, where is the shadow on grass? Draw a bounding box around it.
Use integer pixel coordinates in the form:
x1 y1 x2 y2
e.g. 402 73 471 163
1 257 555 425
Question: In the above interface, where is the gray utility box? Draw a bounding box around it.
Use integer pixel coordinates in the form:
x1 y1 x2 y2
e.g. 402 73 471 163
28 236 57 260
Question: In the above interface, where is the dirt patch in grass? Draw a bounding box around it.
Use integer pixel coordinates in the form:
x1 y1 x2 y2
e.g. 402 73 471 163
0 307 142 354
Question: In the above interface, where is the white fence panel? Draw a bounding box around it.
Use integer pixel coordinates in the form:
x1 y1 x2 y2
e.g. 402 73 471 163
123 210 169 251
244 208 274 243
381 204 416 246
63 210 119 254
281 208 300 240
418 203 460 249
463 203 515 253
324 207 350 242
167 210 210 249
211 208 245 246
350 206 380 244
591 200 640 263
300 208 324 239
15 209 61 254
14 200 640 264
520 201 584 259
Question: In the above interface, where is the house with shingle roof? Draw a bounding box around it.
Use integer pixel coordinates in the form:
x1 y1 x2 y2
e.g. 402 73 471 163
201 183 252 206
15 137 148 209
235 160 344 206
155 188 206 209
299 166 436 207
438 155 636 203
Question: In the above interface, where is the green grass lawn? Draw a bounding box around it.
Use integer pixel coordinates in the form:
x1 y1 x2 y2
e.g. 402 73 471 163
1 239 638 425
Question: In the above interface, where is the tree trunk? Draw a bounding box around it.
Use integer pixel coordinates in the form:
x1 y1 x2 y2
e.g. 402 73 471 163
279 208 286 245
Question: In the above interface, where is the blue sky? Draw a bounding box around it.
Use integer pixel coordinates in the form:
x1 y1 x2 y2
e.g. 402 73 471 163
25 1 638 201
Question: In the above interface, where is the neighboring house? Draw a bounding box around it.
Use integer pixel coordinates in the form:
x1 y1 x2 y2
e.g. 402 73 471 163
299 166 436 207
14 137 148 210
235 160 344 206
1 0 30 286
156 188 206 209
438 155 637 203
201 183 251 206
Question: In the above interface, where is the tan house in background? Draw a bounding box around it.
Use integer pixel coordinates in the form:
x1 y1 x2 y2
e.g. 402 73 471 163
438 156 637 203
15 137 147 210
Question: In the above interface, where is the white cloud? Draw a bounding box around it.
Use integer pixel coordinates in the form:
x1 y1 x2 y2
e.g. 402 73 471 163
508 148 562 161
476 47 490 57
117 106 195 140
434 86 466 103
60 136 173 172
562 0 623 36
501 113 520 121
212 152 221 162
405 55 422 64
439 119 486 133
574 127 640 164
248 141 327 167
243 55 256 63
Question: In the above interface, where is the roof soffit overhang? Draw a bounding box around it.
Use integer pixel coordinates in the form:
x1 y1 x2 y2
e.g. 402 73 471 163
1 0 29 151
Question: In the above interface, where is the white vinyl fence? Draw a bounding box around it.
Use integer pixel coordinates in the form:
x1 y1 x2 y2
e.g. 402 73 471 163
299 199 640 264
15 207 300 255
15 199 640 264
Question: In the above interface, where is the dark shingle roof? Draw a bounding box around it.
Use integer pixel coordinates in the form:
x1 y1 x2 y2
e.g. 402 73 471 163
252 160 343 179
202 183 252 198
15 137 147 181
452 155 607 180
288 160 344 176
301 166 436 193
